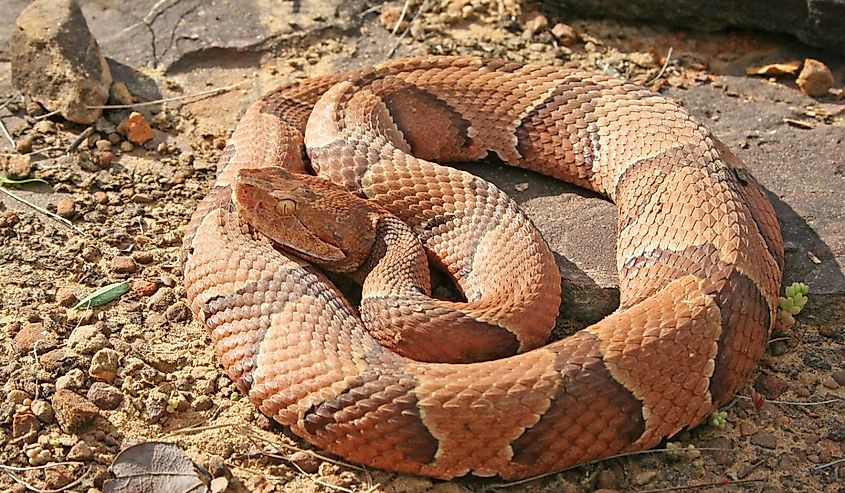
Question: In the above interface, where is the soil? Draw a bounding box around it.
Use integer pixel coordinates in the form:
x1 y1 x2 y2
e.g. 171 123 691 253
1 1 844 492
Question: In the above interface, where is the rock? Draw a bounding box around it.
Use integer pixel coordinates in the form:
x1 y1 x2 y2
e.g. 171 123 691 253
10 0 112 124
0 154 32 180
832 369 845 387
55 289 78 308
131 279 158 297
750 431 778 449
55 198 76 219
39 348 81 374
144 390 168 422
7 390 31 405
755 373 790 399
13 322 59 353
111 255 137 274
165 302 192 322
147 287 176 311
67 324 108 355
55 368 85 391
191 395 214 411
12 413 39 442
109 81 134 105
30 399 55 424
378 6 407 32
32 120 56 134
551 23 578 46
796 58 835 97
66 441 94 461
86 382 123 410
15 136 33 154
132 251 154 264
545 0 845 55
117 112 153 145
89 348 120 382
288 451 320 474
52 389 99 434
523 12 549 38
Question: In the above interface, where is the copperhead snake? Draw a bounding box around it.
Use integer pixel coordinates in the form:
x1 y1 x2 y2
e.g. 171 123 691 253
181 56 784 479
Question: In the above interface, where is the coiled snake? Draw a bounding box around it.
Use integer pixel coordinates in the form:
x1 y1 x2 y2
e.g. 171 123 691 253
181 56 784 479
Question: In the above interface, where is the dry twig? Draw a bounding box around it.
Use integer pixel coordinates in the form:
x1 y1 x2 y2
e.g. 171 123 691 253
0 186 85 235
87 81 250 110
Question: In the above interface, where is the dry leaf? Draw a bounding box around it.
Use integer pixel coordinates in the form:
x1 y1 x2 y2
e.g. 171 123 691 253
103 442 211 493
746 60 801 76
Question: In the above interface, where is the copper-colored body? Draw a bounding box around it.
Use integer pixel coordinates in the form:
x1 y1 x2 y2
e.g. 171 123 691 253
182 56 784 479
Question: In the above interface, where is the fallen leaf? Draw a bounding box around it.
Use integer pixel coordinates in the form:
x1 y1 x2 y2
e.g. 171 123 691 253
103 442 211 493
72 281 130 310
746 60 801 76
782 118 816 129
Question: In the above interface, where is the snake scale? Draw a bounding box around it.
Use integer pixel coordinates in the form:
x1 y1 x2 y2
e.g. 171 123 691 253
181 56 784 479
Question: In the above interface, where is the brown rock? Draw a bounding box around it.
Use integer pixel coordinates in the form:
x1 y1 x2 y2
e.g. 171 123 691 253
1 154 33 179
378 6 406 32
30 399 55 424
288 451 320 474
111 255 137 274
13 322 59 353
56 288 78 307
10 0 112 124
0 211 20 228
56 198 76 219
52 389 99 433
93 191 109 204
12 413 40 442
165 301 192 322
15 136 33 154
131 279 158 297
551 22 578 46
55 368 85 390
631 471 657 487
89 348 120 382
87 382 123 410
750 431 778 449
523 12 549 38
132 251 155 264
66 441 94 461
796 58 835 97
755 373 789 399
96 150 113 166
832 369 845 387
67 324 108 355
117 112 153 145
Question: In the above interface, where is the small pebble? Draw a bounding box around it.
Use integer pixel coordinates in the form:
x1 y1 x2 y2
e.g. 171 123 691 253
288 451 321 474
111 255 137 274
750 431 778 449
132 193 153 204
30 400 55 424
56 369 85 391
33 120 56 134
92 191 109 205
631 471 657 487
7 389 31 405
797 58 834 97
192 395 214 411
56 288 78 308
120 141 134 152
52 389 100 434
117 112 153 145
132 251 154 264
522 12 548 38
89 348 121 383
109 81 134 105
551 22 578 46
15 136 33 154
67 324 108 355
12 413 40 442
96 150 113 166
67 441 94 461
87 382 124 410
95 139 112 151
56 198 76 219
2 153 33 179
832 369 845 387
165 302 192 322
131 279 159 297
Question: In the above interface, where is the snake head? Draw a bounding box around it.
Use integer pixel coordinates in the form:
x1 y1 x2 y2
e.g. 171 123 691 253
233 167 378 272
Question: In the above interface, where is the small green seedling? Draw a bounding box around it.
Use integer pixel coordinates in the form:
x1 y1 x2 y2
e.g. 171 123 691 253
709 410 728 429
777 282 809 326
0 175 49 186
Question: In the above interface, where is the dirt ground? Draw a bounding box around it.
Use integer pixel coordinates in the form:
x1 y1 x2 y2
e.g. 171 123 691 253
1 1 844 492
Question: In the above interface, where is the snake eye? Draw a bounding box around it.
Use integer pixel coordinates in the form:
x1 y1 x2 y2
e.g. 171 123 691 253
275 199 296 215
